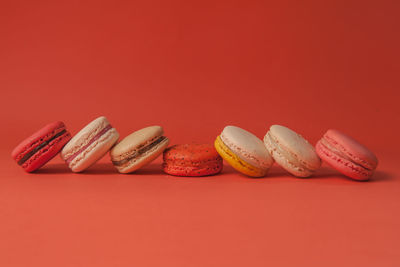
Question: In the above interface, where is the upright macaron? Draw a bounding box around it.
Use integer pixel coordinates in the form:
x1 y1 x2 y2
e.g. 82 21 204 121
163 144 223 177
61 116 119 172
215 126 274 177
110 126 169 173
264 125 321 177
316 129 378 181
12 121 72 172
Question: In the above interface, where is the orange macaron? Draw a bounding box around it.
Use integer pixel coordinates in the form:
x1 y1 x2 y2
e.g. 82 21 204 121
163 144 223 177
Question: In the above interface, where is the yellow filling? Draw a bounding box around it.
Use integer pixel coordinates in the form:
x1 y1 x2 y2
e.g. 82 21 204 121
214 136 267 177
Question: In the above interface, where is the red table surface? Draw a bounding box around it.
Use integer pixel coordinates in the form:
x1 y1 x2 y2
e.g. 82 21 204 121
0 0 399 266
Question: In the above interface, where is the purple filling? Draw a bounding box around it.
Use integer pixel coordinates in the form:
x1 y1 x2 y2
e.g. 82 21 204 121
66 124 112 164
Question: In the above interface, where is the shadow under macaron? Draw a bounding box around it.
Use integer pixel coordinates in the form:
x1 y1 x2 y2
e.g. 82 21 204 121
368 170 394 182
79 163 117 175
33 162 118 175
311 164 393 183
30 161 394 182
126 163 165 176
32 163 71 174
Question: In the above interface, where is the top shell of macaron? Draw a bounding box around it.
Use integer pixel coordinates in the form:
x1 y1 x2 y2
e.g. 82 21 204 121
163 143 220 162
61 116 112 159
110 126 164 159
268 125 320 169
323 129 378 170
12 121 66 161
220 125 273 168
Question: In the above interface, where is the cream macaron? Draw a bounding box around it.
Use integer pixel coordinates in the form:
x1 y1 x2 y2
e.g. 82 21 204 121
61 116 119 172
264 125 321 177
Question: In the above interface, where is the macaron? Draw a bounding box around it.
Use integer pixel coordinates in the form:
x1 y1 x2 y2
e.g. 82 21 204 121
12 121 72 172
264 125 321 177
110 126 169 173
215 126 274 177
316 129 378 181
163 144 223 177
61 116 119 172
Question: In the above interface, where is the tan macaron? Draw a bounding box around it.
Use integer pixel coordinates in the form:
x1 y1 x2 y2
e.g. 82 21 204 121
110 126 169 173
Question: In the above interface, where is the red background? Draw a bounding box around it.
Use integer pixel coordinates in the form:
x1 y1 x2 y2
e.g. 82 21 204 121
1 0 399 266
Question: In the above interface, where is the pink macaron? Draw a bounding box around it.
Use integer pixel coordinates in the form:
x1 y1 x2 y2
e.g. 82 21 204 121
61 116 119 172
316 129 378 181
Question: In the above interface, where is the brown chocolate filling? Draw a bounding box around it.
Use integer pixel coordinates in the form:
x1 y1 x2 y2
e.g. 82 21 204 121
18 129 67 165
112 136 167 166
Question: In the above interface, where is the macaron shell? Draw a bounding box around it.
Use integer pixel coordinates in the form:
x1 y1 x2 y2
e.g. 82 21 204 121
12 121 71 172
116 137 169 173
267 125 321 170
215 136 267 177
61 116 111 160
316 140 372 181
162 144 223 176
110 126 164 161
323 129 378 170
220 126 273 170
68 128 119 172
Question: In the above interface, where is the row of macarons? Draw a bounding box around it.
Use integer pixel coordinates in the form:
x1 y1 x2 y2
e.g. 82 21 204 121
12 116 378 181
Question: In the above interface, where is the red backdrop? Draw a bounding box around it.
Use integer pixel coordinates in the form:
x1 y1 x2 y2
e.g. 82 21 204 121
0 0 399 266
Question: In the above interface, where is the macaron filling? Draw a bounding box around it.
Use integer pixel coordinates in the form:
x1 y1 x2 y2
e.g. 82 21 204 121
319 136 372 171
17 129 67 165
112 136 167 166
65 124 113 164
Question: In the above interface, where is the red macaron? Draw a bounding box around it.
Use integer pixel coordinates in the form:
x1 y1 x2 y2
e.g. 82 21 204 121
12 121 72 172
163 144 223 176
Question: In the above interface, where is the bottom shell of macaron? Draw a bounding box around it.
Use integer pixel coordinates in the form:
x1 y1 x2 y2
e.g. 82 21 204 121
162 161 223 177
